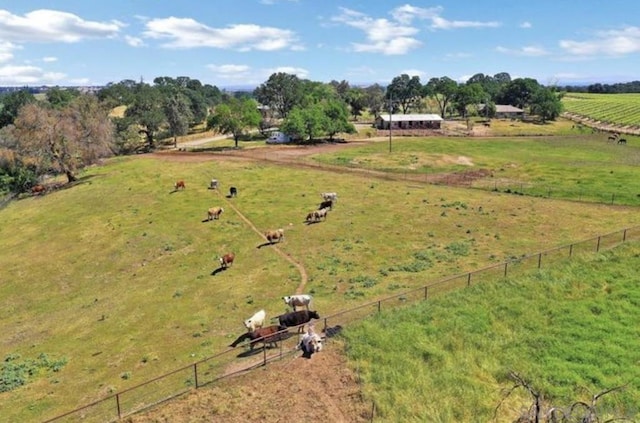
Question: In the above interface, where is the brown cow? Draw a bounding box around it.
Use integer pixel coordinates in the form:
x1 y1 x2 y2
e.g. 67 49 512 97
174 180 186 190
31 184 45 195
265 228 284 244
229 325 288 349
219 252 235 269
207 207 224 220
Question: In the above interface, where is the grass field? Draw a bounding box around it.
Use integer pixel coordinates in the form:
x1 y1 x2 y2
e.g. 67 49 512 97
310 134 640 205
2 134 640 421
343 241 640 421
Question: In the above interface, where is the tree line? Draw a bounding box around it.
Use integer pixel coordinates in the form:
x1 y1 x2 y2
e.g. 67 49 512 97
0 71 571 195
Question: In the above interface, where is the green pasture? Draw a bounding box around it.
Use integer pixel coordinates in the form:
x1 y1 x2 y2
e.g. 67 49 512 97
343 241 640 422
310 135 640 205
2 142 640 421
563 93 640 127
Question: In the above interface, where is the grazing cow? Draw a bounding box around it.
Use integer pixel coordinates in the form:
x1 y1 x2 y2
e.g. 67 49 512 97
229 186 238 197
244 309 266 332
315 207 329 221
318 199 333 210
31 184 45 195
207 206 224 220
210 179 218 189
265 228 285 244
277 310 320 333
298 325 323 357
283 294 313 311
174 180 186 190
618 138 627 145
229 325 288 350
219 252 235 269
607 133 619 143
306 211 317 223
321 192 338 202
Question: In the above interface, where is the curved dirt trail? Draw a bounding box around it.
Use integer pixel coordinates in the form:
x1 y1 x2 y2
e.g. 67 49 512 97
213 189 309 294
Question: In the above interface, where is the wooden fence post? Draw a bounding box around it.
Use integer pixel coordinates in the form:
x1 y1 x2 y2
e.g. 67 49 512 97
596 236 601 252
504 262 508 278
194 363 198 389
467 272 471 287
537 253 542 269
424 286 428 300
623 229 627 242
116 393 122 420
569 244 573 257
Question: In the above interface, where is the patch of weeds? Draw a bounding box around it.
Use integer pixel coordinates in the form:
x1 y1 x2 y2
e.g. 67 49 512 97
245 296 254 305
173 291 182 298
200 340 212 347
445 241 471 257
1 353 68 393
427 231 435 237
379 268 389 277
192 332 202 338
344 289 365 300
120 372 131 380
163 243 174 252
343 243 353 251
441 201 468 209
388 284 405 291
350 275 378 288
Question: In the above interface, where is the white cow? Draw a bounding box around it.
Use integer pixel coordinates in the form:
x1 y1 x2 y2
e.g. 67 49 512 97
283 294 313 311
244 309 266 332
321 192 338 202
298 325 323 357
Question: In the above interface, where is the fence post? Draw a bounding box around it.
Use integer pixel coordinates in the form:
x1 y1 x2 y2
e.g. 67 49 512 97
504 262 508 278
424 286 428 300
323 317 328 334
623 229 627 242
611 193 615 205
596 236 601 252
193 363 198 389
569 244 573 257
467 272 471 287
116 393 122 420
377 300 381 313
262 339 267 366
537 253 542 269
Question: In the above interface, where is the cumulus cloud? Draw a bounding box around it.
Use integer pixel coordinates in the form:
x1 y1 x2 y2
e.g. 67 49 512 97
143 17 303 51
0 41 19 63
42 56 57 62
331 5 500 55
125 35 144 47
520 21 532 29
0 9 123 43
560 26 640 56
496 45 549 56
0 64 65 85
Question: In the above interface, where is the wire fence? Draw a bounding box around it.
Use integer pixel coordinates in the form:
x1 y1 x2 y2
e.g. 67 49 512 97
42 225 640 423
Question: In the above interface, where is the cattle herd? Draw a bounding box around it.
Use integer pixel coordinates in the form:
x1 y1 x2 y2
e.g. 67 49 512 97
174 179 337 358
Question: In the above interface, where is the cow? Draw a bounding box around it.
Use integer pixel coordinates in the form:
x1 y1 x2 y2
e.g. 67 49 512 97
207 207 224 220
219 252 235 269
306 211 317 223
277 310 320 333
321 192 338 202
174 180 186 190
31 184 45 195
318 199 333 210
265 228 284 244
283 294 313 311
315 207 329 221
229 325 288 350
618 138 627 145
229 186 238 197
244 309 266 332
298 324 323 357
210 179 218 190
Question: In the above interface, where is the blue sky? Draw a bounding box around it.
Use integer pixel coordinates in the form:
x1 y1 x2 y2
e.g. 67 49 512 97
0 0 638 88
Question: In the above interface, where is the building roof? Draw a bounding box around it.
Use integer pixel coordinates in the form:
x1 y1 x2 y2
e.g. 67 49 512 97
479 104 524 113
378 113 443 122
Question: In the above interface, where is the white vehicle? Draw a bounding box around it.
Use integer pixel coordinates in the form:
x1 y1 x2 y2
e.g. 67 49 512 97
266 131 294 144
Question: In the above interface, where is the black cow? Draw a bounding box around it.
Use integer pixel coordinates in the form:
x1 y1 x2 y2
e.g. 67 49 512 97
229 186 238 197
318 200 333 210
277 310 320 333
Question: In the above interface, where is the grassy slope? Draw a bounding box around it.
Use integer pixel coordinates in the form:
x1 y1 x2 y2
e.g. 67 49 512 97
342 241 640 422
2 136 640 420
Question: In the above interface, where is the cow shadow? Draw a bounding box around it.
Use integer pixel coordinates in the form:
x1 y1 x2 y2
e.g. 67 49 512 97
256 242 275 249
236 348 263 358
211 267 227 276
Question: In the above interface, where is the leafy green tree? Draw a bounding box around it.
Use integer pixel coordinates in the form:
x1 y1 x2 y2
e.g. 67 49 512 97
453 83 485 118
498 78 540 109
254 72 303 118
323 99 356 140
46 87 80 109
0 90 36 128
11 95 115 183
206 98 261 148
97 80 137 109
363 83 386 118
164 92 193 147
124 83 165 150
280 104 326 142
426 77 459 118
345 87 367 120
387 74 423 114
529 87 563 123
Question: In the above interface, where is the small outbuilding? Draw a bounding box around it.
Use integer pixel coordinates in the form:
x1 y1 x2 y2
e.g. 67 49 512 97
374 113 443 130
479 104 524 119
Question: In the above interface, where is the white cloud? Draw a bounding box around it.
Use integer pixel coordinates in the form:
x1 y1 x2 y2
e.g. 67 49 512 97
560 26 640 56
260 0 298 4
0 9 123 43
331 7 421 55
520 21 532 29
0 41 19 63
42 56 57 62
444 52 472 60
390 4 500 30
496 45 549 56
125 35 144 47
0 64 65 85
400 69 426 79
267 66 309 79
143 18 302 51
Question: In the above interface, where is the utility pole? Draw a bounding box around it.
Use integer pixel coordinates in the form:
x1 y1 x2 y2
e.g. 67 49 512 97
388 95 393 153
